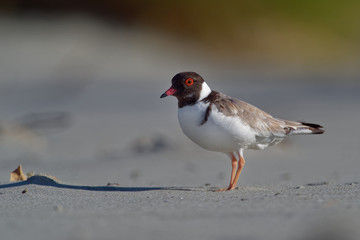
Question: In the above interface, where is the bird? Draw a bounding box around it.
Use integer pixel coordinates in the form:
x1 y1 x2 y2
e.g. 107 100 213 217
160 72 324 191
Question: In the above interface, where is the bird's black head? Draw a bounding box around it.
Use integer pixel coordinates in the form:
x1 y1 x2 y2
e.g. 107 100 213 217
160 72 205 108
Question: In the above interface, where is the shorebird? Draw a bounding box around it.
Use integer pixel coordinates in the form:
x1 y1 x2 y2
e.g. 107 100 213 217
161 72 324 191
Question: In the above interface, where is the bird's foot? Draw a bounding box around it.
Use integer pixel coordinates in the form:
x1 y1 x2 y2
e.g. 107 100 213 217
215 186 236 192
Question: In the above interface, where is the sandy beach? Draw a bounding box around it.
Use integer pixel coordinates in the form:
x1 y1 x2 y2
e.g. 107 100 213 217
1 176 360 240
1 17 360 240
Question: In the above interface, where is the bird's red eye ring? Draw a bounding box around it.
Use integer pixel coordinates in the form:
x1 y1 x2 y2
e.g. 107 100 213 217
185 78 194 86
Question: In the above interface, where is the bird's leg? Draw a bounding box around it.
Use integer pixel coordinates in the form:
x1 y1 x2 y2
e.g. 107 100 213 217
216 153 237 192
228 150 245 190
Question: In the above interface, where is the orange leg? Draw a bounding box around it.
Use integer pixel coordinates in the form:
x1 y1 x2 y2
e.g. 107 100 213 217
229 151 245 190
216 150 245 192
216 153 238 192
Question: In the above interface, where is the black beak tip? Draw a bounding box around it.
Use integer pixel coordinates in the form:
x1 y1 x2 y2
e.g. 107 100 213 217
160 92 167 98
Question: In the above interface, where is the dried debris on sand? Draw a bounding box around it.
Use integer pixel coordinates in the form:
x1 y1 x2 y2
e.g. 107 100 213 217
10 165 57 183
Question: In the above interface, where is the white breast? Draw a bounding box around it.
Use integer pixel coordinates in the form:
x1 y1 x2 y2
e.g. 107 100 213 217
178 102 258 153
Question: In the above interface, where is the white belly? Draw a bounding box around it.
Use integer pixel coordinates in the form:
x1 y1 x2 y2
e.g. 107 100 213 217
178 102 257 152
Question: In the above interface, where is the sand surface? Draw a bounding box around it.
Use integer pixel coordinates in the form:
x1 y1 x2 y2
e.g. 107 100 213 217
0 17 359 240
1 176 360 240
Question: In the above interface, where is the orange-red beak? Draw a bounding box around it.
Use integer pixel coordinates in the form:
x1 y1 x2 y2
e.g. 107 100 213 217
160 87 176 98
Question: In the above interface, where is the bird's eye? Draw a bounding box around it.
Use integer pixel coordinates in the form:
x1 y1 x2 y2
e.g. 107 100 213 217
185 78 194 86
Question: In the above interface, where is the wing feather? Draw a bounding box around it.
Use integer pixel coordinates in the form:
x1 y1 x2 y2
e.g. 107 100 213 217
211 93 287 137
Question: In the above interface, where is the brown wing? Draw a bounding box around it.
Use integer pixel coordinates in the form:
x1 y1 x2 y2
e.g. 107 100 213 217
202 91 324 136
209 92 289 137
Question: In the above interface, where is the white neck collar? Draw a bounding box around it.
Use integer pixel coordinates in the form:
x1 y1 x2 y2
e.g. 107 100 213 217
198 82 212 101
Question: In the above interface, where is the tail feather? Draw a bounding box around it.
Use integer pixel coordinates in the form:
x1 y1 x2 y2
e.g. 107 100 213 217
300 122 325 134
284 121 325 135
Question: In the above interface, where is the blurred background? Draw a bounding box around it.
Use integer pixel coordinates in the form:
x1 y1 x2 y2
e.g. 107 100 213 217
0 0 359 186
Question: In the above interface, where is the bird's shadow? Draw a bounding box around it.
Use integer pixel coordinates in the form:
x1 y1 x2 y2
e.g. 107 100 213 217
0 175 208 192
